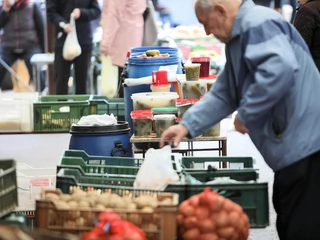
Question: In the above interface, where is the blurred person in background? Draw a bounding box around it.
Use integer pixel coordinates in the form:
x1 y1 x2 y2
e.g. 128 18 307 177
294 0 320 71
100 0 146 98
254 0 282 11
0 0 45 91
152 0 174 28
47 0 101 94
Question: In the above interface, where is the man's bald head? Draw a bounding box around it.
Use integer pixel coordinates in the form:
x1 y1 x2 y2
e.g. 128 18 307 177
194 0 241 43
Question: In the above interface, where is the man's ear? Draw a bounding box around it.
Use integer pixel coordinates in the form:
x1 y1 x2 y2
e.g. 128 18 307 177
214 3 228 17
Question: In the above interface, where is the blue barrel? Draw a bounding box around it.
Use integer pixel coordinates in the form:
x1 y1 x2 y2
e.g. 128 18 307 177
69 122 134 165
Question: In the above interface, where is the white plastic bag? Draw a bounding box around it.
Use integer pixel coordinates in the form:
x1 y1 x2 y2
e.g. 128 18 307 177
134 145 180 190
63 14 82 61
101 55 118 98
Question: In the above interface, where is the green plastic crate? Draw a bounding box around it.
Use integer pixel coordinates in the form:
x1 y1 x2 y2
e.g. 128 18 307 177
33 95 91 132
182 156 254 169
0 160 18 218
89 96 125 121
56 168 135 193
62 150 143 167
56 167 267 228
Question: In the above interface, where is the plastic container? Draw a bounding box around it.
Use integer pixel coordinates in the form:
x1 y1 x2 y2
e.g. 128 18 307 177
131 92 179 110
0 92 38 132
154 114 176 137
131 110 153 137
176 98 198 118
69 121 134 160
203 122 221 136
191 57 211 78
181 80 207 99
184 63 201 81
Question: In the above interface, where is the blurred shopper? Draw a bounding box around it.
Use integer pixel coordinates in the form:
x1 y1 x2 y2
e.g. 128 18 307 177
254 0 282 11
100 0 146 97
0 0 45 91
47 0 101 94
294 0 320 71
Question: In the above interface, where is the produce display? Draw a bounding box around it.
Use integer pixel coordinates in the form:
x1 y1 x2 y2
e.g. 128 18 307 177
138 50 170 59
177 188 249 240
181 81 207 99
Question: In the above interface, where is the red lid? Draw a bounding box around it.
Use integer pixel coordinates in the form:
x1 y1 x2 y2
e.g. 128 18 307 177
199 75 218 80
176 98 198 104
191 57 211 62
131 110 153 119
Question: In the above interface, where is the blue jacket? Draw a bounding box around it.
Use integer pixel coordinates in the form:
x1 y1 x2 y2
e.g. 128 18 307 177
181 0 320 172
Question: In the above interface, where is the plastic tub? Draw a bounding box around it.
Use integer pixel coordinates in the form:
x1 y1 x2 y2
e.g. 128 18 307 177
131 92 179 110
150 84 171 92
191 57 210 78
181 80 207 99
131 110 153 137
154 114 176 137
176 98 198 118
184 63 201 81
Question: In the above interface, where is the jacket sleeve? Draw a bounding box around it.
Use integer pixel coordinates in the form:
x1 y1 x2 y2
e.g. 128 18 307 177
294 6 315 48
99 0 121 54
0 8 10 29
46 0 67 29
237 20 299 126
180 67 237 138
34 3 45 52
78 0 101 21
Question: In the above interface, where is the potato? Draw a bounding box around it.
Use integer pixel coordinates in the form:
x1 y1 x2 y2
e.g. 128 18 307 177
198 219 216 233
59 194 71 202
95 204 105 210
72 192 87 202
87 190 100 196
160 198 172 205
76 217 85 227
212 211 228 228
194 207 209 220
45 193 59 201
109 194 126 209
127 203 137 210
176 213 184 225
183 228 200 240
68 201 78 208
78 200 90 208
86 196 97 207
179 203 194 217
217 226 235 239
54 200 70 209
122 196 133 204
134 195 158 209
183 216 197 229
96 196 110 207
199 233 219 240
141 206 154 213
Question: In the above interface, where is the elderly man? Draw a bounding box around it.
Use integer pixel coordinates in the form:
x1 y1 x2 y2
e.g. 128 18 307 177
160 0 320 239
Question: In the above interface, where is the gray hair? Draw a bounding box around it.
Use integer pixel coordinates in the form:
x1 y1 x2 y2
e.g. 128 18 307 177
194 0 231 9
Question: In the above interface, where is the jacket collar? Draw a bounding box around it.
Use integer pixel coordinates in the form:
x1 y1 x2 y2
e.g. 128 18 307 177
230 0 256 39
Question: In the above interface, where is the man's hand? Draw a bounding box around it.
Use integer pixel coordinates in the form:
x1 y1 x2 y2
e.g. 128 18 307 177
234 114 249 134
63 24 73 33
160 124 189 147
72 8 81 20
2 0 12 12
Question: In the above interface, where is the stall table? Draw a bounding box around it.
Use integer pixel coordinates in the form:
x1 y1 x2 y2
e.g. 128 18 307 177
130 134 227 158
